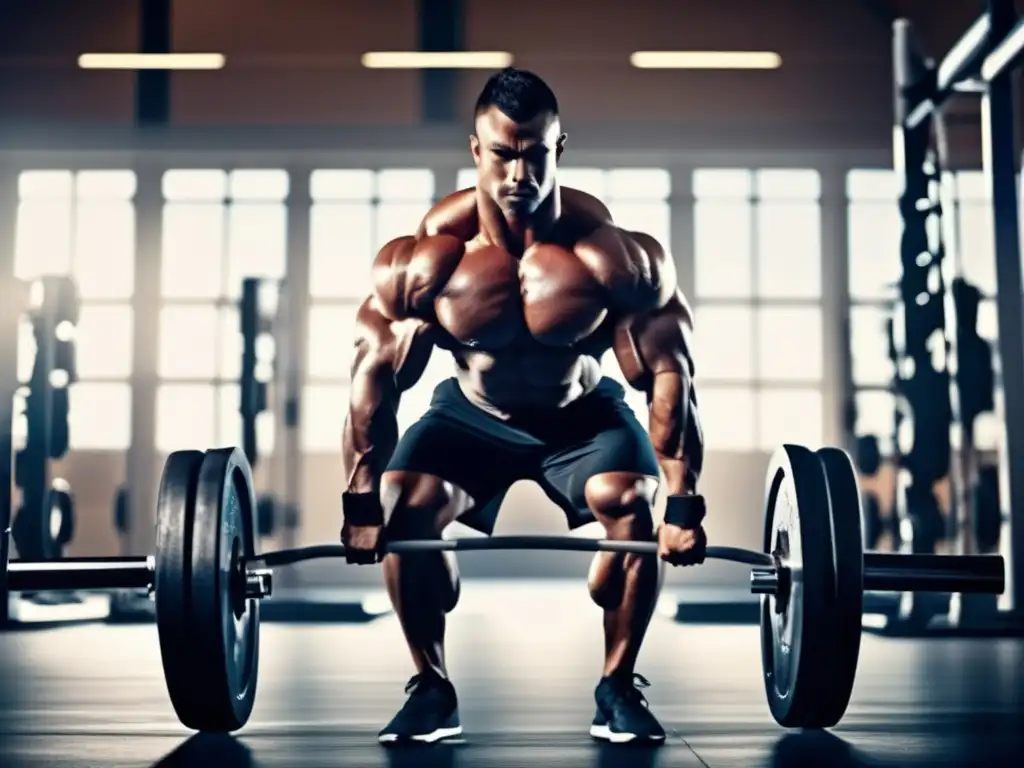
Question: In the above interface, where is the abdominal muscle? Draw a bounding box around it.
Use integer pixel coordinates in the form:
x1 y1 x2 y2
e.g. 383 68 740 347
453 343 605 419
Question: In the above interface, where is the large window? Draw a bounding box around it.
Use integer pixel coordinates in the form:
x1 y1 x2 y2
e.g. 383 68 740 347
14 170 136 450
157 169 287 452
691 169 824 451
304 169 441 451
846 169 999 452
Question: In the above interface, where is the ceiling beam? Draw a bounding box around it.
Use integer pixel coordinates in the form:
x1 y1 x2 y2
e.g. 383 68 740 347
135 0 172 128
418 0 464 124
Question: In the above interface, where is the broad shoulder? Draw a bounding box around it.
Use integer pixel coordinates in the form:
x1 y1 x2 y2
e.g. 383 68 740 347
417 189 478 240
561 187 614 226
575 225 668 265
574 225 676 314
371 233 464 319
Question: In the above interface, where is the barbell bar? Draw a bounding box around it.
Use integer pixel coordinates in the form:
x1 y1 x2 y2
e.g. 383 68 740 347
246 541 1004 595
7 540 1005 596
0 443 1008 736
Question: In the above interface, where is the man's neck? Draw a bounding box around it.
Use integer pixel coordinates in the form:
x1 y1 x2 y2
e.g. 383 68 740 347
477 186 561 255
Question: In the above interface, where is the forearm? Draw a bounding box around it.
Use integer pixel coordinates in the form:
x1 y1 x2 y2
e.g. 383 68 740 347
341 364 400 495
648 369 703 497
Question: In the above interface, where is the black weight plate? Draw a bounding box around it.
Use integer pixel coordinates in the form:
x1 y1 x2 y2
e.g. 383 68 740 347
973 465 1001 553
759 444 837 728
816 447 864 727
155 450 206 726
50 487 74 547
0 531 9 628
12 493 59 561
256 494 276 538
114 485 130 534
188 447 260 732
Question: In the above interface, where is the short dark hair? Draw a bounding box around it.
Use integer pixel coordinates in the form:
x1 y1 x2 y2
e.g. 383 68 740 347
474 67 559 123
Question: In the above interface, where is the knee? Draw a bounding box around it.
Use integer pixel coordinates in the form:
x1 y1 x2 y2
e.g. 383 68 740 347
585 473 659 609
380 471 464 540
584 472 658 538
380 472 463 613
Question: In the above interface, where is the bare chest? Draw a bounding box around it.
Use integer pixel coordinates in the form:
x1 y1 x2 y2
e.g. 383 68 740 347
433 243 610 349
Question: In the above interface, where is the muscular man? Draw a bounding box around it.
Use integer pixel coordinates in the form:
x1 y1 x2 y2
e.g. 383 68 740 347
341 68 706 745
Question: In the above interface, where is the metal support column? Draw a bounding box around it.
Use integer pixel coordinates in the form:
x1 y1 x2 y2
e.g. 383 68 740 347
125 167 163 556
891 20 955 628
0 167 18 624
820 166 854 451
984 0 1024 618
276 169 312 589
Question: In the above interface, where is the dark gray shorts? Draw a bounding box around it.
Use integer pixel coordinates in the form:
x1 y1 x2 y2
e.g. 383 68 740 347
385 377 661 534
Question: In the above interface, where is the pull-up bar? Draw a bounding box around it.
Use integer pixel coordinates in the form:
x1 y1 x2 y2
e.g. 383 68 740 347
981 17 1024 82
904 7 1024 130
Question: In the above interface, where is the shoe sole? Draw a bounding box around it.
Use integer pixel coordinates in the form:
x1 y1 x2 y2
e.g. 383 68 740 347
378 725 463 744
589 724 666 744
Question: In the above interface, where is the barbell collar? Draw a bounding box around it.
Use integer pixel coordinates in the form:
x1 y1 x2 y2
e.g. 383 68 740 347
7 556 154 592
750 567 779 596
245 538 775 569
245 568 273 600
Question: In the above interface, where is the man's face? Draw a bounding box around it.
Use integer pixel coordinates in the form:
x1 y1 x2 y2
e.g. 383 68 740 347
470 106 565 217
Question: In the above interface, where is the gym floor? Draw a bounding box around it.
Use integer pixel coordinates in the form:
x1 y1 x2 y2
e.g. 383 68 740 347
0 583 1021 768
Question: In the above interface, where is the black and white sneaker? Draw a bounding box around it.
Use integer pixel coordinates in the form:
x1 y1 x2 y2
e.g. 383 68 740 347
590 673 666 744
378 672 463 744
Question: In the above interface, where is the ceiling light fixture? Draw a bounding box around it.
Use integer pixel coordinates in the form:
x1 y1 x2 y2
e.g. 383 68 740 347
78 53 226 70
361 51 513 69
630 51 782 70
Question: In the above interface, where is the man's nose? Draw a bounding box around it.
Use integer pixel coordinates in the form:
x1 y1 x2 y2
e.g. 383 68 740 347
512 157 528 182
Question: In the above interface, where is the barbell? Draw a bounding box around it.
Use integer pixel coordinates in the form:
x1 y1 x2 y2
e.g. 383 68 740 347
1 443 1005 733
